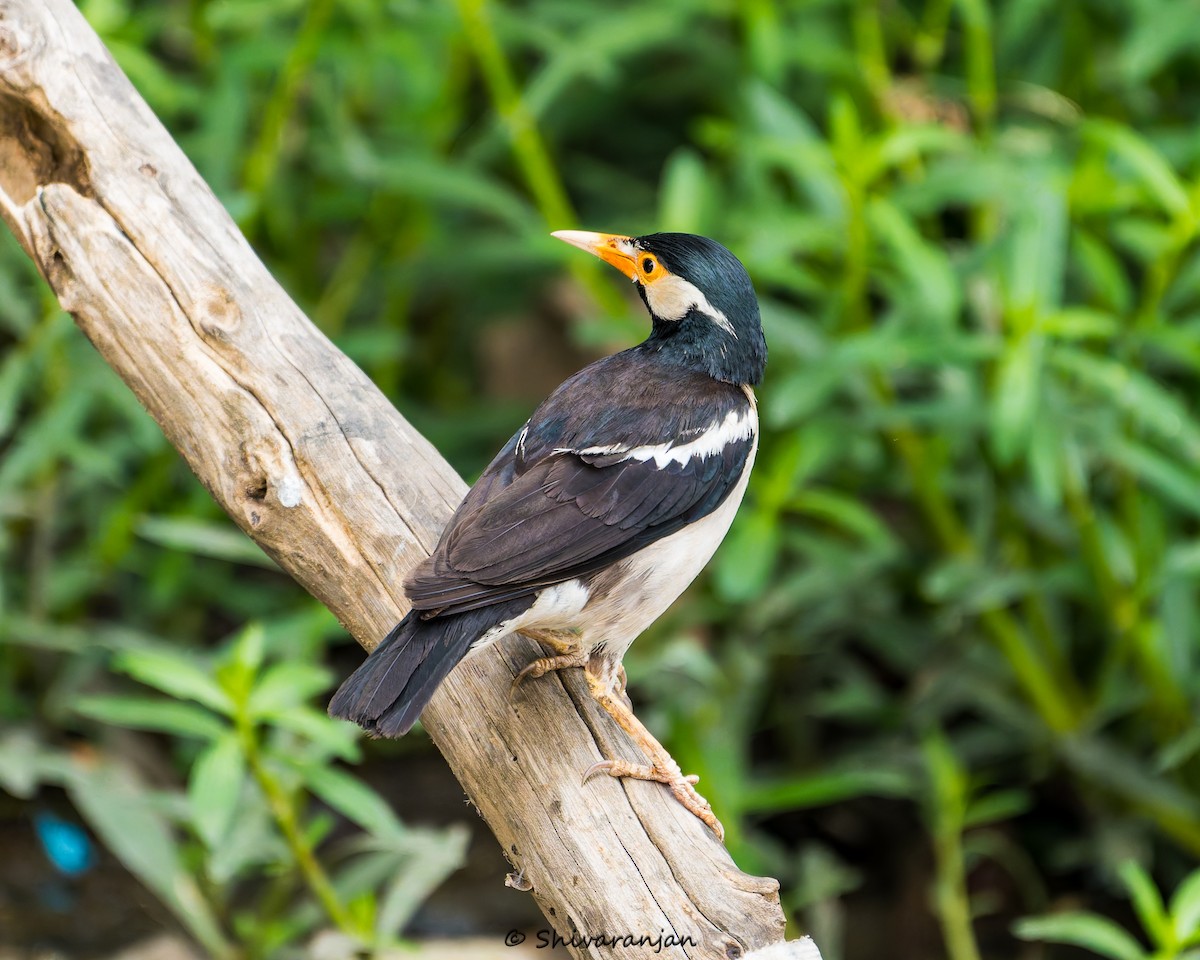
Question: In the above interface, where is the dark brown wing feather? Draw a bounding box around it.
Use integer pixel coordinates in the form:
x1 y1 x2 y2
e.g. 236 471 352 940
403 350 754 618
406 436 752 616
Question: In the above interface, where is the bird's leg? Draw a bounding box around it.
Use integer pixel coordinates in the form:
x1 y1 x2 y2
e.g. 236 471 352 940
612 662 632 711
511 628 586 697
517 627 579 655
581 667 724 842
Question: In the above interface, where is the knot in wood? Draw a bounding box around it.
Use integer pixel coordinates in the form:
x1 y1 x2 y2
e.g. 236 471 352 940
199 287 242 342
0 8 41 71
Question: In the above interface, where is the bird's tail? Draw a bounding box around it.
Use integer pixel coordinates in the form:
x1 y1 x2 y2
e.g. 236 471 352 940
328 597 530 738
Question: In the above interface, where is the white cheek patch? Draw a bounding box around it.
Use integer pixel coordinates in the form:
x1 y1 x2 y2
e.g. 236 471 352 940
644 274 737 338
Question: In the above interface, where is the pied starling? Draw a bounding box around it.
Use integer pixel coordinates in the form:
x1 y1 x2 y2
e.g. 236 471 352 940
330 231 766 839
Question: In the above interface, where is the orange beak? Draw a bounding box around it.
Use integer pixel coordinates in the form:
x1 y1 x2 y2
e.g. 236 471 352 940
551 230 639 281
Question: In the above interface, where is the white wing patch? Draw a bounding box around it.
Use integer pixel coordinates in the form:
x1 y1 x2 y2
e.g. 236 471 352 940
570 405 757 468
644 274 737 338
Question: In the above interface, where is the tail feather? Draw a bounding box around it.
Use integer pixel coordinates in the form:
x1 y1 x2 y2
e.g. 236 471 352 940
329 597 531 737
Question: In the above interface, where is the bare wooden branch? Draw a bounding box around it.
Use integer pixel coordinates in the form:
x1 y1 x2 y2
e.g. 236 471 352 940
0 2 815 957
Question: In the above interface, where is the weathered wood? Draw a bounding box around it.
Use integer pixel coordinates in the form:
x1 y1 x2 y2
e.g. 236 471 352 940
744 940 823 960
0 2 812 957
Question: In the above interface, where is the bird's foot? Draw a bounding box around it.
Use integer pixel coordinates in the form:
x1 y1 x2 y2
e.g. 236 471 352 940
583 758 723 841
510 650 588 699
582 668 725 842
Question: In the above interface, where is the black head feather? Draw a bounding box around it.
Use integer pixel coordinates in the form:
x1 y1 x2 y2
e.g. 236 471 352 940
632 233 767 386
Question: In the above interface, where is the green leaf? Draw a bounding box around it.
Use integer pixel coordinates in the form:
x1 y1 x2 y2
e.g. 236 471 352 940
231 622 266 674
373 828 469 937
1027 412 1064 507
964 789 1032 829
64 762 230 955
74 695 226 740
790 488 896 550
0 344 34 442
79 0 130 34
922 727 967 819
1107 440 1200 520
135 515 278 568
742 767 914 813
346 151 535 230
206 788 287 886
214 623 266 709
859 125 966 186
1014 912 1147 960
188 732 247 848
262 707 361 762
1170 869 1200 942
114 649 234 715
1039 308 1120 341
248 661 333 716
1111 217 1175 265
1053 347 1200 462
1071 229 1134 314
1083 120 1192 222
769 362 844 425
1061 736 1200 825
658 148 711 234
1119 860 1170 947
0 390 90 496
1003 163 1069 323
0 729 56 799
713 509 781 602
1155 725 1200 773
991 334 1043 465
301 764 405 840
868 197 961 329
1119 3 1200 83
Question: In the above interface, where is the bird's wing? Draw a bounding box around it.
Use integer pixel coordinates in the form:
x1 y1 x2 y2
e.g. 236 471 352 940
404 376 755 617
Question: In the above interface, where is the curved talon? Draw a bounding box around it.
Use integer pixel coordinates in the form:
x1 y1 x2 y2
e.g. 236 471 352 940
582 760 613 784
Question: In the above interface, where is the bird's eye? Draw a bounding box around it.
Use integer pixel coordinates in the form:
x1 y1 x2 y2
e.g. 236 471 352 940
642 258 655 274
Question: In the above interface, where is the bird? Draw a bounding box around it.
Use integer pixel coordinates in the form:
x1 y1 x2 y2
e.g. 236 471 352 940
329 230 766 840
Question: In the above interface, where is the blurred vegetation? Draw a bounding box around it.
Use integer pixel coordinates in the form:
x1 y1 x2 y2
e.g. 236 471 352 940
2 0 1200 957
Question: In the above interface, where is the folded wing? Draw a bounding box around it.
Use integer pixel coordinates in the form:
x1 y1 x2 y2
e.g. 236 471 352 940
405 429 753 617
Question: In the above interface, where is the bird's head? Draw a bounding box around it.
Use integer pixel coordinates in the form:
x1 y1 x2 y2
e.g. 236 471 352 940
553 230 767 386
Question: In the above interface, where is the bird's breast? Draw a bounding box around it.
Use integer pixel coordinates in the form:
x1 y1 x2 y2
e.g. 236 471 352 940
573 426 758 654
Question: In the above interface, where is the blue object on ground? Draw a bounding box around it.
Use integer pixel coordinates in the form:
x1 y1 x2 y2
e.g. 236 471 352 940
34 811 95 876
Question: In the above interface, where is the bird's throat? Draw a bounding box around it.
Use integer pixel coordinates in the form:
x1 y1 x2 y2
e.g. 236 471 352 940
643 308 765 386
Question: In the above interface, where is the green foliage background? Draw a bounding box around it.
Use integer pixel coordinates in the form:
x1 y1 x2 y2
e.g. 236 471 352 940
2 0 1200 958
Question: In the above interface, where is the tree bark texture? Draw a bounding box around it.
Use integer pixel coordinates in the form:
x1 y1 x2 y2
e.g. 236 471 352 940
0 2 815 957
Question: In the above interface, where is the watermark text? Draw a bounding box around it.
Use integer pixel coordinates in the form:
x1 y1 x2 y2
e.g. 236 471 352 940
505 929 698 952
